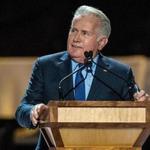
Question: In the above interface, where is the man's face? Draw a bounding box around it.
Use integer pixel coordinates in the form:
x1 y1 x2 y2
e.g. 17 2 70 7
67 15 107 63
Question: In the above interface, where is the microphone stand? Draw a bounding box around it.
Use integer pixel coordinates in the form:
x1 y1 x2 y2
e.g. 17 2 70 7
58 65 85 100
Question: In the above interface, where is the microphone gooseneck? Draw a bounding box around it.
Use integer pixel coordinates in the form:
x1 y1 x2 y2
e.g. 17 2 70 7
58 64 85 100
59 51 93 100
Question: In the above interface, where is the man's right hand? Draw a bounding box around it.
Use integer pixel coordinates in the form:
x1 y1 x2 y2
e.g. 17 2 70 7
30 103 49 127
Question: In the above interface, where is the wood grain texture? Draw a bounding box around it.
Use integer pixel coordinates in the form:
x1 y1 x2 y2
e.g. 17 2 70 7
39 101 150 150
54 147 141 150
59 128 142 146
47 147 141 150
57 107 145 123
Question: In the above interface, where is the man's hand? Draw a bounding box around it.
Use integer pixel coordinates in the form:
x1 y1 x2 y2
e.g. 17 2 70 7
30 103 49 127
134 90 150 101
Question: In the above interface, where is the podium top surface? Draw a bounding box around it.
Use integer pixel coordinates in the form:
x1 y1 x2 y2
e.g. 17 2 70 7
48 101 150 107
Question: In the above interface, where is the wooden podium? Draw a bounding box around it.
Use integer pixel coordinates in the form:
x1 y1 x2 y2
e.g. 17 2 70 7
39 101 150 150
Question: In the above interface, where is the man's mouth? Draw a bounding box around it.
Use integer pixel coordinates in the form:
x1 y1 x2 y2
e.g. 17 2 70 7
72 44 82 49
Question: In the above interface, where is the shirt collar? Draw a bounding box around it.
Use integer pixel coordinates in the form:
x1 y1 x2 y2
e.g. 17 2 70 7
71 54 99 72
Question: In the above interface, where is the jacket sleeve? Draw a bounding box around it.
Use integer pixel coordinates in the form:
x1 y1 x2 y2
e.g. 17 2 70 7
121 67 139 100
15 58 45 128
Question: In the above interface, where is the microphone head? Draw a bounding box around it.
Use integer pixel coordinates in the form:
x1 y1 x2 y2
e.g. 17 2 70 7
84 51 93 67
84 51 93 59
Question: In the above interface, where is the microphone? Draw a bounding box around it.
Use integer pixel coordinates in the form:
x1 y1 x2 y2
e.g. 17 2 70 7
84 51 93 61
58 64 85 100
84 51 93 72
84 50 140 100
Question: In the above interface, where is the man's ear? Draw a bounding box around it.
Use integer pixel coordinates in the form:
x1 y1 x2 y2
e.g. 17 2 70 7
97 36 108 51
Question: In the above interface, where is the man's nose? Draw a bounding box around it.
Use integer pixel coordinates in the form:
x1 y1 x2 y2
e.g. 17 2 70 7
73 33 81 42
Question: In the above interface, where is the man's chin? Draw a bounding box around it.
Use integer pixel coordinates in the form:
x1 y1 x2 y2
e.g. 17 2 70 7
71 56 84 63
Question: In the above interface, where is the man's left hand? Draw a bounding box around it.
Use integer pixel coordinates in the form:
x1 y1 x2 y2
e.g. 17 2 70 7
134 90 150 101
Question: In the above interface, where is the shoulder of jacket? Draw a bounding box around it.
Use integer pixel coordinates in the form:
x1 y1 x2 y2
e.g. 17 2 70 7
101 54 130 70
36 51 67 63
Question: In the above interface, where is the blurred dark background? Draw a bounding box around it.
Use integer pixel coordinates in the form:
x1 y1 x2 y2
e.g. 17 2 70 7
0 0 150 57
0 0 150 150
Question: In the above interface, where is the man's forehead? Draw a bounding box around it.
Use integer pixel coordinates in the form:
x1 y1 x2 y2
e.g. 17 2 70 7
72 15 101 26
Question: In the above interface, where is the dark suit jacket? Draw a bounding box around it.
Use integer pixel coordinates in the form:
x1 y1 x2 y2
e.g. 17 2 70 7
15 51 137 150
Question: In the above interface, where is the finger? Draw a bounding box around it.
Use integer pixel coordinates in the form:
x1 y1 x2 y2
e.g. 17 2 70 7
136 96 146 102
38 105 49 120
32 116 38 126
30 105 40 126
134 91 150 102
39 109 49 120
30 103 49 126
139 90 146 97
134 90 146 100
30 113 38 126
32 105 40 119
137 90 145 97
36 104 43 114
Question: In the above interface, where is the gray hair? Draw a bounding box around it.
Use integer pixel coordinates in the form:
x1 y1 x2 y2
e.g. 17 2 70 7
72 5 111 38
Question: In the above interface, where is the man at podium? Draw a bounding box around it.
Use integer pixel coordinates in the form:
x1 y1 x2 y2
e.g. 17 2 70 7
15 5 150 150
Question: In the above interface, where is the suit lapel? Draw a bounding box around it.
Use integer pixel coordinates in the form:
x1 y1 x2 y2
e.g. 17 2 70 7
57 53 74 100
87 54 111 100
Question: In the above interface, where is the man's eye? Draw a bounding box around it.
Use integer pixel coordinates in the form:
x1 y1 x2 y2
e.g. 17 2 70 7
83 31 87 35
82 31 90 36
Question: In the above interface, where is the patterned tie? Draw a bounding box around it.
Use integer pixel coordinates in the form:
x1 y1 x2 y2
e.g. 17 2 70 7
74 67 85 100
